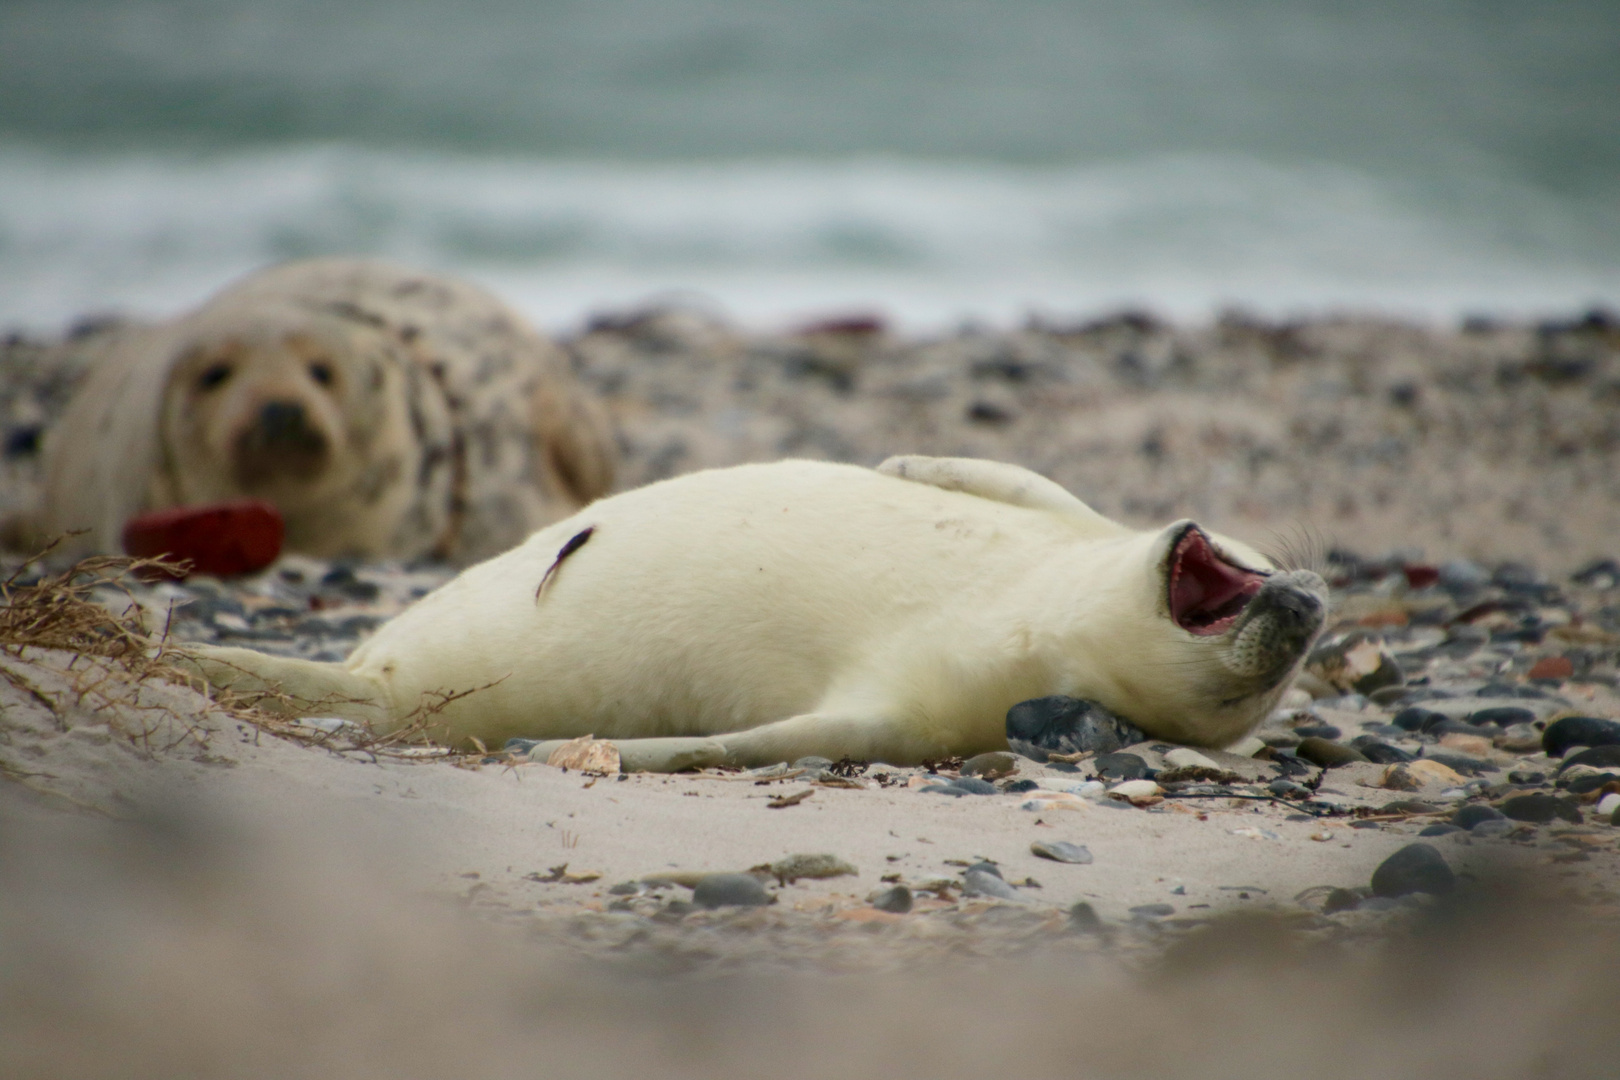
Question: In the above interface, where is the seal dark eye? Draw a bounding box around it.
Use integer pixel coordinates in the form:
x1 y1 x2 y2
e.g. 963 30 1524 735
308 361 335 387
197 363 233 391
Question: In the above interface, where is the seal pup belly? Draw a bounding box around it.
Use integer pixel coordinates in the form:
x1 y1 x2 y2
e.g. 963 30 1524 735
184 457 1328 765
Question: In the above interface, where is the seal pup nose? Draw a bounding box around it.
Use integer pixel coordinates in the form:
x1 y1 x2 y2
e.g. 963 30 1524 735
1168 526 1266 636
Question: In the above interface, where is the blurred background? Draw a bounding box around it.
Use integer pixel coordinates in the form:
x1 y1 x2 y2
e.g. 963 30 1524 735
2 0 1617 333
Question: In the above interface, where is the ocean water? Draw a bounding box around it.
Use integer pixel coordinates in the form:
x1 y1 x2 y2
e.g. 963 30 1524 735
2 0 1617 332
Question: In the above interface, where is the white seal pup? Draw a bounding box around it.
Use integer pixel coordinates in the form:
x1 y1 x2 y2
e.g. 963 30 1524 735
185 456 1328 765
35 258 616 564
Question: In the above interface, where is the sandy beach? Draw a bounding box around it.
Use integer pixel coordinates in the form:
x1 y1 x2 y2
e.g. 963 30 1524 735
4 305 1620 1076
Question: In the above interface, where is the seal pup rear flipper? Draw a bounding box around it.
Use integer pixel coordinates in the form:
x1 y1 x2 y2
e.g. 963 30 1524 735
876 455 1128 535
174 644 389 728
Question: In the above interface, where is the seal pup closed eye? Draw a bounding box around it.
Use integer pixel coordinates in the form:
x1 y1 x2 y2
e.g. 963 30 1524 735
35 258 616 564
183 456 1327 765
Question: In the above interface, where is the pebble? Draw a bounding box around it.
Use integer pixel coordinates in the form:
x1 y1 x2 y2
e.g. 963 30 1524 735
1106 779 1163 805
961 751 1017 777
1392 707 1448 732
1543 716 1620 757
1068 902 1103 932
1030 840 1094 864
1161 747 1221 771
1267 778 1312 799
870 885 914 914
920 777 998 796
1422 752 1497 777
1352 737 1415 764
1559 746 1620 772
1370 843 1456 898
1307 632 1405 695
1471 820 1516 839
767 854 857 883
1499 792 1582 824
1128 903 1176 919
691 874 773 909
1495 724 1545 753
1418 823 1463 837
962 865 1022 901
1004 696 1144 761
1564 772 1620 795
1597 793 1620 818
1093 752 1150 780
1451 804 1505 829
1295 737 1368 769
1467 705 1538 728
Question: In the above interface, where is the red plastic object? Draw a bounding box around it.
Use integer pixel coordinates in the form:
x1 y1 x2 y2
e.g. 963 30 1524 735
121 500 285 578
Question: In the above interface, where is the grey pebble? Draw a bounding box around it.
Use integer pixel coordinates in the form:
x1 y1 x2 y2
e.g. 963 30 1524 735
1295 737 1369 769
1030 840 1094 864
1092 752 1149 780
871 885 914 914
691 873 773 909
961 751 1017 776
1128 903 1176 918
962 867 1022 901
1471 819 1516 839
1418 823 1463 837
1499 791 1581 824
1370 843 1456 898
1543 716 1620 757
1068 902 1103 932
1451 804 1505 829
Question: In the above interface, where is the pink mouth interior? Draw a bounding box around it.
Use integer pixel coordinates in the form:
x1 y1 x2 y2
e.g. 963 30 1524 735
1169 528 1266 636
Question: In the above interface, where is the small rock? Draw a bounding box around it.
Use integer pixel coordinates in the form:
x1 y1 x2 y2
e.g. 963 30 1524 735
1268 778 1312 799
1526 656 1574 681
1452 804 1505 829
1472 819 1516 838
1381 764 1424 792
1392 706 1449 732
1093 752 1150 780
1418 823 1463 837
921 777 998 796
1495 724 1544 753
1424 752 1497 777
1467 705 1537 728
1001 778 1040 793
1353 737 1415 764
1106 779 1163 806
1030 840 1094 864
963 867 1022 901
1004 696 1145 761
1438 732 1495 758
1499 792 1582 824
792 755 835 772
1370 843 1456 898
1162 748 1221 771
1560 745 1620 772
1438 559 1491 593
1307 631 1404 695
1563 772 1620 795
767 853 857 883
1068 902 1103 932
870 885 914 913
1295 737 1369 769
961 751 1017 778
1129 903 1176 919
1543 716 1620 757
691 874 773 909
1597 793 1620 818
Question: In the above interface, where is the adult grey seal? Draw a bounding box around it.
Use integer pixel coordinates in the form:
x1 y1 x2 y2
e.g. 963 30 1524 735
34 258 616 564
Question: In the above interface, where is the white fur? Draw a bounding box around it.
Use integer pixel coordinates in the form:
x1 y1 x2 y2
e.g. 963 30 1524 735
193 458 1300 764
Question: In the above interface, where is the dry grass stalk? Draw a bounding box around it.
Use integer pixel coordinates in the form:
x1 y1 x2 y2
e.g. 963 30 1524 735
0 542 484 766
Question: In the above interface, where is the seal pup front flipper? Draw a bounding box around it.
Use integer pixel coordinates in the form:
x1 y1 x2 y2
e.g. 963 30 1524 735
174 644 389 728
876 455 1127 534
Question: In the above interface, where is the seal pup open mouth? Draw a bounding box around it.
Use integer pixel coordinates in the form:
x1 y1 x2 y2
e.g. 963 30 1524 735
179 456 1328 765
